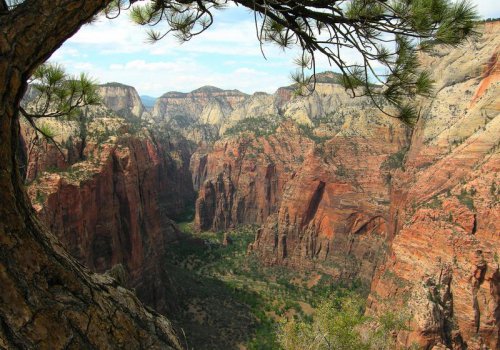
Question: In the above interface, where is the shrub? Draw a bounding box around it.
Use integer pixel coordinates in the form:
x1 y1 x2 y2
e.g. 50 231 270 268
225 115 281 137
457 188 475 211
381 146 409 170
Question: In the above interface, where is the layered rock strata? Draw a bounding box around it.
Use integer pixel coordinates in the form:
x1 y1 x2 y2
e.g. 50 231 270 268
25 112 194 312
367 22 500 350
98 82 145 118
249 111 409 284
191 121 315 231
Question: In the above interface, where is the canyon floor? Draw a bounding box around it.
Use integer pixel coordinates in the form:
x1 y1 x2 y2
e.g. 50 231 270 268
165 215 349 349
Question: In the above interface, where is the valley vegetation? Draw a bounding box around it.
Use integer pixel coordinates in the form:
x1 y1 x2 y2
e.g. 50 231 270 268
0 0 486 349
167 218 415 349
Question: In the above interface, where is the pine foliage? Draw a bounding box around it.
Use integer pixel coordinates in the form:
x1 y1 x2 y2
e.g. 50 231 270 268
21 63 101 157
120 0 479 124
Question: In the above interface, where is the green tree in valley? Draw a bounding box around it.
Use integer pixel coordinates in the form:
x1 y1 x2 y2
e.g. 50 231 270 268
278 292 410 350
0 0 478 347
279 294 369 350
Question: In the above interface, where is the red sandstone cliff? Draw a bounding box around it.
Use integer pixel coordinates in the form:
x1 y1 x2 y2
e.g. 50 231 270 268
249 113 409 284
191 121 315 231
366 22 500 350
24 113 195 312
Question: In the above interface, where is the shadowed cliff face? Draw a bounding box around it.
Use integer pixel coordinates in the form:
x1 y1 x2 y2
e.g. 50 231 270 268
366 22 500 350
23 108 195 312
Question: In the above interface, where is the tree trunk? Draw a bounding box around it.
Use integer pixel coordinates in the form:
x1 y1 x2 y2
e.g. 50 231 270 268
0 1 182 348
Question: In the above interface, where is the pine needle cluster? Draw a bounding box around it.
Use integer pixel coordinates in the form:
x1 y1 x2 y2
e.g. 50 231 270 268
21 63 101 157
117 0 478 124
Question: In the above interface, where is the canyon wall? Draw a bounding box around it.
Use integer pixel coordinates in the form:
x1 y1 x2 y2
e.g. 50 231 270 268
24 96 195 312
191 120 315 231
191 78 408 241
248 109 409 284
190 22 500 349
367 22 500 350
152 86 248 125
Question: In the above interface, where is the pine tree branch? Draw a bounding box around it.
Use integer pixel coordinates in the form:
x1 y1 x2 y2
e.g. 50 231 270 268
20 106 67 161
0 0 8 12
0 0 114 75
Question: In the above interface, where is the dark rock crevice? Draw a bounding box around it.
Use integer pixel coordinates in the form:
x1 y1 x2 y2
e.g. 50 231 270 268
302 181 325 228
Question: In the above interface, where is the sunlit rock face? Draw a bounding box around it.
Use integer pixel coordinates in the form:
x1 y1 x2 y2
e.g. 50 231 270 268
190 71 403 234
366 21 500 350
98 82 145 118
248 108 409 283
191 121 316 231
148 86 248 144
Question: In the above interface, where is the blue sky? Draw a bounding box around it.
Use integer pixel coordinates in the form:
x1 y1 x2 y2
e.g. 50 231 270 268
50 1 500 97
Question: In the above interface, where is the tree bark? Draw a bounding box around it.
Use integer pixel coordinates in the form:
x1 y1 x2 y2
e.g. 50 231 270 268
0 1 182 348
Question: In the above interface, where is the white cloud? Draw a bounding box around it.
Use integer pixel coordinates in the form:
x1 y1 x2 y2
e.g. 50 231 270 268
470 0 500 18
69 16 149 54
233 67 260 74
73 62 95 71
51 0 500 96
97 57 290 95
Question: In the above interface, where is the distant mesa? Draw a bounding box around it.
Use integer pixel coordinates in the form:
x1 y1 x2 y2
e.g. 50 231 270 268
191 85 225 93
160 91 188 98
100 81 133 89
313 71 344 84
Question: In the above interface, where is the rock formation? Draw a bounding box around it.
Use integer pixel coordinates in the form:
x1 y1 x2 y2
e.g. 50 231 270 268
366 21 500 349
24 100 195 313
192 120 315 231
148 86 248 143
191 72 408 239
152 86 246 123
249 113 409 284
98 82 145 118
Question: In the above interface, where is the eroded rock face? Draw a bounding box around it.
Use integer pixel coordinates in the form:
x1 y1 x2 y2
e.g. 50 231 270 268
191 75 409 287
150 86 248 143
366 22 500 349
98 83 145 118
250 111 409 285
25 116 195 312
191 71 404 236
192 121 315 231
153 86 247 121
